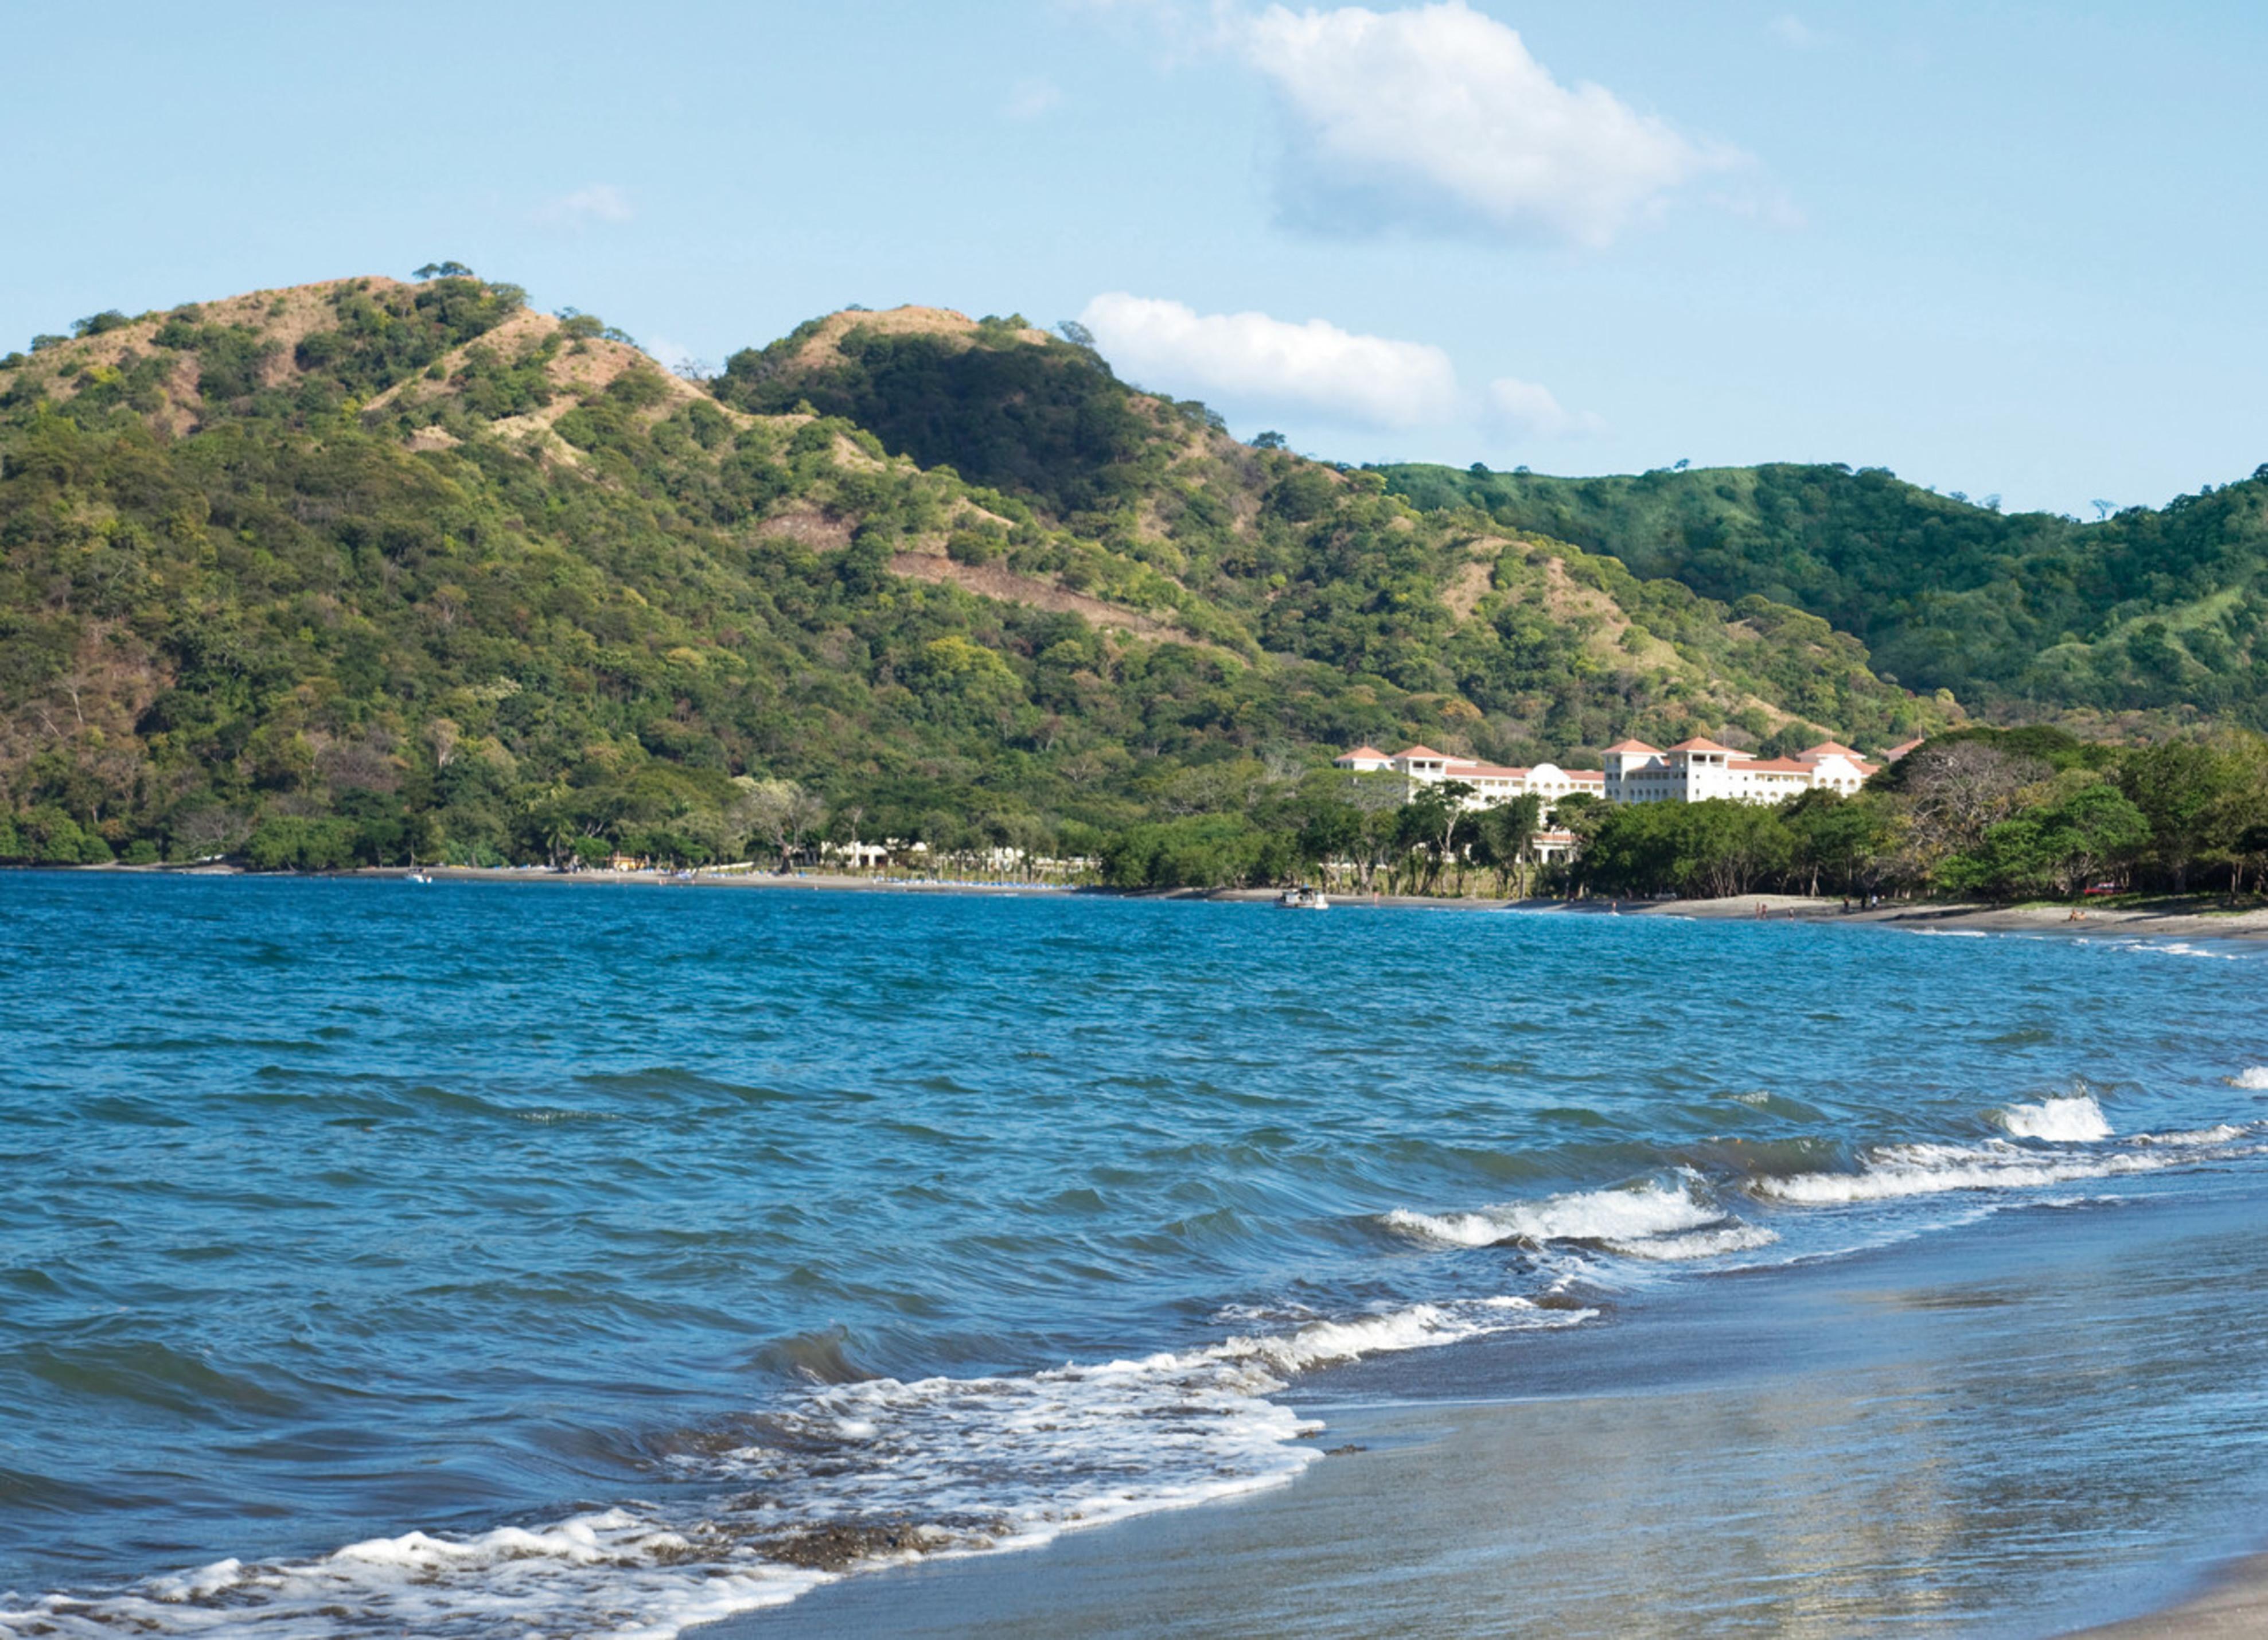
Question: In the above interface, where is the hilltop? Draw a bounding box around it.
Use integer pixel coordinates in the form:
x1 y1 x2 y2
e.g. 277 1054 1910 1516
1 272 1955 871
1377 460 2268 734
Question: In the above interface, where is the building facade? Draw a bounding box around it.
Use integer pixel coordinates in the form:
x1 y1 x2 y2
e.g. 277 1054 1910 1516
1599 737 1879 804
1338 735 1892 813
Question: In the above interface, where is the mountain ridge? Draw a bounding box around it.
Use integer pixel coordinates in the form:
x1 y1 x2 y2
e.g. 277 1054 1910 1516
0 271 2003 871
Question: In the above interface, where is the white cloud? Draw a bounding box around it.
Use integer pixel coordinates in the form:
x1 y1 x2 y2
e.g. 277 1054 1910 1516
1004 76 1064 119
1486 375 1603 439
1079 293 1459 428
1769 14 1819 48
536 182 633 227
1235 2 1737 246
1078 291 1600 443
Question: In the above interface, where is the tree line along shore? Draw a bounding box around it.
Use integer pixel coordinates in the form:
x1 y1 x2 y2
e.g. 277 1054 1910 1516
10 723 2266 914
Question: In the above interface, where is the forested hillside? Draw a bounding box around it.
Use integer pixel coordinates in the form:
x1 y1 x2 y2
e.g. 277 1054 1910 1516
1378 461 2268 730
0 272 1949 870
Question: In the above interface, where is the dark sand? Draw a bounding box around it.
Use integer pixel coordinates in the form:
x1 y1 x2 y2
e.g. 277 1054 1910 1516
699 1176 2268 1640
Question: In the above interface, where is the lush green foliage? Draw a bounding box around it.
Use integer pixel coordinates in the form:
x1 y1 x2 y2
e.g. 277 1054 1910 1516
1567 726 2268 903
0 276 1957 875
1379 461 2268 727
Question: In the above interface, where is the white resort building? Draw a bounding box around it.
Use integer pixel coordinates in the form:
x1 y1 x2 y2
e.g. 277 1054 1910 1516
1335 736 1893 812
1599 738 1880 804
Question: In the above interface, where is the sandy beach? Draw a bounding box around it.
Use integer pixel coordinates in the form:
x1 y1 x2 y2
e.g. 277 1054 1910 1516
696 1172 2268 1640
2062 1557 2268 1637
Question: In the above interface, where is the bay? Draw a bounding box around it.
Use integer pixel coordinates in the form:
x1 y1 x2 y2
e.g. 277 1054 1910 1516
1 874 2263 1635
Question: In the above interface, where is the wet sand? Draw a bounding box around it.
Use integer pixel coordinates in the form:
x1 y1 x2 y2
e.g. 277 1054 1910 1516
1634 893 2268 942
700 1175 2268 1640
2063 1556 2268 1637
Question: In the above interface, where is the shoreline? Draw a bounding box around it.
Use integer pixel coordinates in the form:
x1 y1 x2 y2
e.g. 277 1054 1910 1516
696 1175 2268 1639
22 864 2268 941
2060 1555 2268 1637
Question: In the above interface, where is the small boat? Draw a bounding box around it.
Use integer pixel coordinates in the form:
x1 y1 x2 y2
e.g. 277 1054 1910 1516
1276 885 1329 910
406 859 433 885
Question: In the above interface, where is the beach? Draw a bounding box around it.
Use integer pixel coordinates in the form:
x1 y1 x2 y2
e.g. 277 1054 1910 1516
103 860 2268 945
706 1171 2268 1640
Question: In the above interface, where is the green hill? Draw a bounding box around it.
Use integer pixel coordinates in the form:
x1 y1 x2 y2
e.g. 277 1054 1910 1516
0 274 1950 870
1375 460 2268 731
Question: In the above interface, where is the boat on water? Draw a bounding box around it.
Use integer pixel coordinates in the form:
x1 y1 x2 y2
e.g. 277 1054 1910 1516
1276 885 1329 910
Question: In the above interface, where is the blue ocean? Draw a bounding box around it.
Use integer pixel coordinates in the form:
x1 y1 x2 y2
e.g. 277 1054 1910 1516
3 874 2266 1637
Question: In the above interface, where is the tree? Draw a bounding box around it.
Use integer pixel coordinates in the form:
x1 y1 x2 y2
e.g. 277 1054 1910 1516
1943 780 2148 899
736 777 825 871
1471 793 1542 896
1675 801 1792 899
1396 781 1474 893
1293 797 1362 885
2118 732 2264 893
1900 741 2047 867
1782 788 1893 897
1339 770 1405 891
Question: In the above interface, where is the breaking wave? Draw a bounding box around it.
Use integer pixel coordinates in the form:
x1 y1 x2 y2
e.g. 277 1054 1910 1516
1382 1174 1726 1251
0 1299 1583 1640
2000 1094 2113 1142
1753 1140 2167 1205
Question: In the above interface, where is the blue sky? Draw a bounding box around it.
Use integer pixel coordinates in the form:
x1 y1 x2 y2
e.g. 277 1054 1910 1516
6 0 2264 516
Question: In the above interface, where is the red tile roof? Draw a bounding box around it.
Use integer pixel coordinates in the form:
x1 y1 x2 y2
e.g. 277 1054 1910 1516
1885 738 1926 759
1601 738 1660 754
1741 758 1813 773
1798 740 1858 758
1667 737 1737 753
1394 745 1447 760
1338 745 1389 759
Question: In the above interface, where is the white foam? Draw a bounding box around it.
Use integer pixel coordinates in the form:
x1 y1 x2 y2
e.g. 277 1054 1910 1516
0 1510 831 1639
2109 939 2242 960
2232 1067 2268 1090
2131 1124 2248 1147
1755 1140 2169 1205
2001 1094 2114 1142
1601 1223 1781 1261
1382 1176 1722 1250
0 1297 1584 1640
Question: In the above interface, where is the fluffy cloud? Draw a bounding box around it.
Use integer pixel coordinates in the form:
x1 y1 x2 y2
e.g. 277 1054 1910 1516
1237 2 1735 246
1078 292 1600 442
1078 293 1459 427
536 183 633 227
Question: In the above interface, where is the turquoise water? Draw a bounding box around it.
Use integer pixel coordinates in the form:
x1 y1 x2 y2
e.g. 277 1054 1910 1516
2 874 2265 1635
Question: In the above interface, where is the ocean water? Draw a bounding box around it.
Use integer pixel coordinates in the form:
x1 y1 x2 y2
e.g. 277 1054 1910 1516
1 874 2265 1637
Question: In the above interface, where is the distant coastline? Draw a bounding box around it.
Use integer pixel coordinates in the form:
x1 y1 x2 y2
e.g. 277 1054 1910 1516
25 863 2268 943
